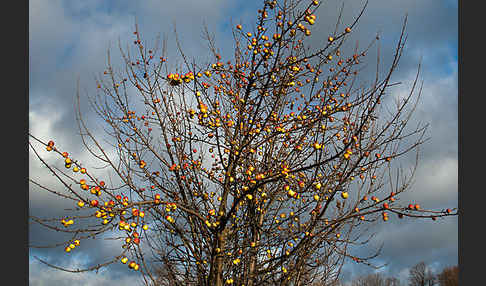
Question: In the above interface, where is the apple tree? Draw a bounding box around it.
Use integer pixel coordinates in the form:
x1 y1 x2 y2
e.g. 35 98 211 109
29 0 457 285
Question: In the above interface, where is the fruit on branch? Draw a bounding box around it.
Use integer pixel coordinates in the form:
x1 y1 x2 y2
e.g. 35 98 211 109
128 261 137 269
382 212 389 221
61 218 74 227
167 73 184 86
287 189 296 198
305 14 316 25
344 149 352 159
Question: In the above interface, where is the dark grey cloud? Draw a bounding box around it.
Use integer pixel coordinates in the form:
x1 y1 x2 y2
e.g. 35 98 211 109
29 0 457 284
339 216 457 283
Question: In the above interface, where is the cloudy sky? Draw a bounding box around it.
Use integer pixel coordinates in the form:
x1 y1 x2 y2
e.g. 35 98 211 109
29 0 457 285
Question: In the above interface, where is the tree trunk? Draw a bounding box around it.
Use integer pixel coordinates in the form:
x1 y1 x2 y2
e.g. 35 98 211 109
208 232 225 286
247 209 264 286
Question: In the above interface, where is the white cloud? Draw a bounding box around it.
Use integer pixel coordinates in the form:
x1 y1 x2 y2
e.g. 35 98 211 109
29 257 141 286
411 157 458 206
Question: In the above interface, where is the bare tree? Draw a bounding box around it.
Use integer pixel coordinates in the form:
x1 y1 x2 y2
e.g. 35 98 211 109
437 266 458 286
408 262 435 286
29 0 457 285
350 273 401 286
385 277 402 286
351 273 385 286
